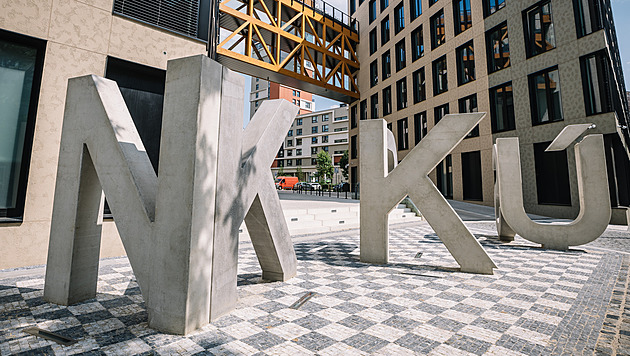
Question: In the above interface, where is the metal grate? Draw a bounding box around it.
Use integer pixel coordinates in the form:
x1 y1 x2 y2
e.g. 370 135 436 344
113 0 200 39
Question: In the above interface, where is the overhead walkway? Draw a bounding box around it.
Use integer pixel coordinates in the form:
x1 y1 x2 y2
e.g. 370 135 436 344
215 0 360 102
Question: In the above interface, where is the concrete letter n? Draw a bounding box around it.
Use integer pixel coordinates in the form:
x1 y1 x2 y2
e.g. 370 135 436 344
360 115 497 274
494 124 611 249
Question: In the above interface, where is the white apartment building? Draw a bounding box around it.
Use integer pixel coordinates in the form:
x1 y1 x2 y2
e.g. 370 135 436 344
272 106 350 184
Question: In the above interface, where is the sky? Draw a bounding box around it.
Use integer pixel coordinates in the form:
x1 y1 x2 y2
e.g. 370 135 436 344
243 0 630 127
612 0 630 91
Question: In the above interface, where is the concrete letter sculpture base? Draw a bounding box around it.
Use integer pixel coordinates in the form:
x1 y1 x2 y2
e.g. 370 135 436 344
494 124 611 250
360 115 497 274
44 55 298 335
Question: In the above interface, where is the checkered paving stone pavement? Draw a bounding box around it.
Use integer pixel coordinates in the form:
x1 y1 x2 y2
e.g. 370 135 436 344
1 223 628 355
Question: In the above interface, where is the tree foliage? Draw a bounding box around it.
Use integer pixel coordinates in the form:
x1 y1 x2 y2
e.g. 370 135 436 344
315 150 334 183
296 166 305 181
277 166 284 177
339 150 349 180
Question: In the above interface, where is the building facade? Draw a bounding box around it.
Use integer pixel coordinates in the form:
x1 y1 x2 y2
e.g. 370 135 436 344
348 0 630 218
250 78 315 118
271 106 350 184
0 0 215 268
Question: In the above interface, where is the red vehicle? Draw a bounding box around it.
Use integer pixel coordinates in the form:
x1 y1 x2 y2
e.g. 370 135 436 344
275 176 298 190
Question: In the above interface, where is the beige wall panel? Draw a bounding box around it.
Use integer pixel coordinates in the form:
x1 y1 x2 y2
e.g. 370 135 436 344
0 42 107 269
0 0 52 39
108 17 206 70
100 222 125 258
49 0 112 54
76 0 114 11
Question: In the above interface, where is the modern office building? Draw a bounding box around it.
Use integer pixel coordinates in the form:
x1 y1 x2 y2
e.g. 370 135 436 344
0 0 216 268
348 0 630 219
249 77 314 118
272 106 350 184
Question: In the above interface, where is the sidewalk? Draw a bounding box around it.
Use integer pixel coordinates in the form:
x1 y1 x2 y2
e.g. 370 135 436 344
2 219 630 355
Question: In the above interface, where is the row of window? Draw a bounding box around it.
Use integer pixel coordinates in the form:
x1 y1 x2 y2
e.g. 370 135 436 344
292 114 330 126
368 0 560 77
357 49 615 135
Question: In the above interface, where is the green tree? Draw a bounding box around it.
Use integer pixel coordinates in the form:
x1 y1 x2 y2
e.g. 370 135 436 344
339 150 349 180
315 150 334 186
296 166 305 181
277 166 284 177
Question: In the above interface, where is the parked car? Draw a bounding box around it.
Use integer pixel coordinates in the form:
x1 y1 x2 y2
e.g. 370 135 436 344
309 183 322 190
293 182 308 190
334 182 350 192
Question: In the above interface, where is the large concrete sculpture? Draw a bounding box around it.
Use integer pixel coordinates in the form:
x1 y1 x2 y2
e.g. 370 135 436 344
494 124 611 249
44 55 298 335
360 115 496 274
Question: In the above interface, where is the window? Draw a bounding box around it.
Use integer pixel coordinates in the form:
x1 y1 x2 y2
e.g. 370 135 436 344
312 126 318 134
412 67 426 103
370 29 378 55
410 0 422 21
387 122 393 132
322 135 329 143
486 22 510 73
311 158 317 165
297 118 303 125
323 146 329 152
371 93 379 119
397 118 409 150
277 160 284 167
360 100 368 120
292 99 296 104
334 128 347 132
484 0 505 17
524 1 556 58
395 39 406 72
383 86 392 116
434 103 449 125
0 31 45 219
288 129 293 137
350 0 356 14
429 0 437 6
437 155 453 198
382 51 391 80
369 0 377 23
312 116 318 123
322 114 329 121
396 78 408 110
573 0 603 38
296 91 300 97
529 67 563 125
370 60 379 87
296 138 302 145
534 142 571 205
454 0 472 35
296 148 303 155
322 124 329 132
351 135 358 158
287 140 293 147
461 151 483 200
381 16 390 45
430 10 445 49
414 111 427 144
581 51 614 116
312 147 318 154
312 137 318 145
297 128 303 135
256 84 259 90
432 55 448 95
490 82 515 133
411 26 424 61
296 100 300 106
296 158 302 165
255 92 259 98
293 90 296 96
351 105 358 128
381 0 389 11
394 2 405 34
287 149 293 156
287 159 292 166
456 41 475 85
459 94 479 137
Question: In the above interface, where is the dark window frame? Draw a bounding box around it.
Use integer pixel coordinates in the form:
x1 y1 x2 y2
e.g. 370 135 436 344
483 0 505 18
394 2 405 34
432 55 448 96
395 39 406 72
411 25 424 62
0 30 46 220
414 111 427 144
489 81 516 133
434 103 450 125
453 0 472 35
369 28 378 55
383 86 393 116
382 50 391 80
370 59 379 87
397 117 409 151
430 9 446 50
523 0 556 58
381 16 391 45
412 67 426 104
396 77 408 110
458 94 479 137
485 22 510 73
456 40 475 86
371 92 379 119
369 0 378 23
528 66 564 125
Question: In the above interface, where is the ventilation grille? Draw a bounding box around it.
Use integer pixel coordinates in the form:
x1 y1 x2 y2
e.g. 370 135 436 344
113 0 200 38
